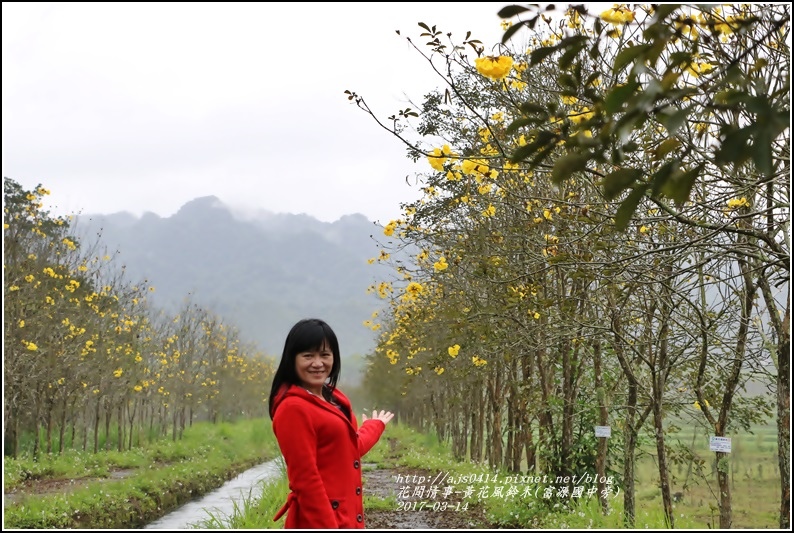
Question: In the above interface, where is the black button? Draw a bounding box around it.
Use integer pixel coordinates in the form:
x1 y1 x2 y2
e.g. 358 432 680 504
356 487 362 495
331 500 339 509
356 514 363 522
353 460 360 469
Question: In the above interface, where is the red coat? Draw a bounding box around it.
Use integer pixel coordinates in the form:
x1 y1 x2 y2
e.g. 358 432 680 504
271 384 385 529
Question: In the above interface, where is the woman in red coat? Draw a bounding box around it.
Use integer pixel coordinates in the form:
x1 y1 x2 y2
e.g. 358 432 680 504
269 318 394 529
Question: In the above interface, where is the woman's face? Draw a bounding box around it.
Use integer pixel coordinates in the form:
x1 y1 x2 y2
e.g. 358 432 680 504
295 341 333 393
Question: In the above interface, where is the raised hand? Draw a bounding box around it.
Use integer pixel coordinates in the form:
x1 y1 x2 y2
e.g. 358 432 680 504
361 409 395 425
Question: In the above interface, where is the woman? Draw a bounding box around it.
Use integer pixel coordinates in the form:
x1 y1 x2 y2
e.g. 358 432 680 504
269 318 394 529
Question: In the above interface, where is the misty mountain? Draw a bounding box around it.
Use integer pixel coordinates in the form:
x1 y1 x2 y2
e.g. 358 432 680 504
73 196 393 362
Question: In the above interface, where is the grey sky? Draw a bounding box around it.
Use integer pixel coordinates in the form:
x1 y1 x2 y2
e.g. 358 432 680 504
2 2 524 224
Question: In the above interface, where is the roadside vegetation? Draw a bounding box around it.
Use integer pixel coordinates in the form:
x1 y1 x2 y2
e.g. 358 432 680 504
202 419 778 529
3 418 278 529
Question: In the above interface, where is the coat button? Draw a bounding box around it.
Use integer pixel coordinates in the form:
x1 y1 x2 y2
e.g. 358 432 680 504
331 500 339 509
356 487 362 495
356 514 363 522
353 460 360 469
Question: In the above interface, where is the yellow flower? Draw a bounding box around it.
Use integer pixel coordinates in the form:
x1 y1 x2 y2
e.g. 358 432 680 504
113 368 123 378
543 209 552 220
448 344 460 358
25 341 38 351
383 220 398 237
18 320 25 328
405 282 424 298
472 355 488 367
561 95 578 106
726 197 748 209
600 5 635 25
435 367 445 375
427 144 452 171
482 205 496 218
434 256 449 272
569 107 594 124
639 225 649 234
684 60 714 77
475 56 514 81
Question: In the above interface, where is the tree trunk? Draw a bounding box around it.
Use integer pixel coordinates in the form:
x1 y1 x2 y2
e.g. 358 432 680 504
93 398 101 454
489 368 503 470
470 388 483 463
593 339 609 514
46 398 54 454
623 381 637 528
104 404 112 450
58 395 68 454
117 403 124 452
128 400 138 450
653 399 674 528
778 331 790 530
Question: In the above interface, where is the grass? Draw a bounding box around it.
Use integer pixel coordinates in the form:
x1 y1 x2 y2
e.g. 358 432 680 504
3 418 280 529
12 414 776 529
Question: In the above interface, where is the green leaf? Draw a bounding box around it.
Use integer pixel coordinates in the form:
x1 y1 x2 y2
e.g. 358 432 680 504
652 4 680 22
604 80 640 113
654 138 682 160
661 164 703 205
519 101 547 115
614 185 648 231
558 73 577 89
603 168 642 200
613 44 652 75
502 19 532 44
657 106 690 135
506 116 544 134
551 152 590 185
649 160 678 198
559 43 585 70
668 51 693 68
715 126 753 167
530 46 557 66
509 130 556 164
752 127 773 176
497 5 531 18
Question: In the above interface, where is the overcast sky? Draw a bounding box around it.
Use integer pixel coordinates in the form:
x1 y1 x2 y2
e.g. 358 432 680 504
2 2 539 224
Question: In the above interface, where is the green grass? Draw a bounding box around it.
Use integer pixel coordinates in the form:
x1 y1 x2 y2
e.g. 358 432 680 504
3 418 280 529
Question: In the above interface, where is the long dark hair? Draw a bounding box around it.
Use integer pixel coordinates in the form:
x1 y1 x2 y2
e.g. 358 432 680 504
268 318 341 419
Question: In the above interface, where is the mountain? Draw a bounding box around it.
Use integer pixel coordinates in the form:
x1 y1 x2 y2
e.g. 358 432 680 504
73 197 392 371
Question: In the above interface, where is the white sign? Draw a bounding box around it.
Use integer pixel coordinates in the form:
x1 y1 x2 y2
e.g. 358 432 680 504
594 426 611 438
709 436 732 453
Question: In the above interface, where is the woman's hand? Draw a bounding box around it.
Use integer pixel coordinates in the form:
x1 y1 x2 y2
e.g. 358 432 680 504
362 409 395 425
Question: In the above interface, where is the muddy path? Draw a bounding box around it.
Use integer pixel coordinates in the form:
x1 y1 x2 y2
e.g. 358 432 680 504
362 466 493 529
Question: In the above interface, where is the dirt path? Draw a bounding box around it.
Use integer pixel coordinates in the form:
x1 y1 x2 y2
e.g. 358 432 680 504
362 466 492 529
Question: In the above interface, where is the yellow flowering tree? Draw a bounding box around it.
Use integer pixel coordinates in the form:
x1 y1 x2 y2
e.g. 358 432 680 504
349 4 788 528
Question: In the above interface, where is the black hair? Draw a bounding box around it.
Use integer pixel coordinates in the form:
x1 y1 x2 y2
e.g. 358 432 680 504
268 318 341 419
